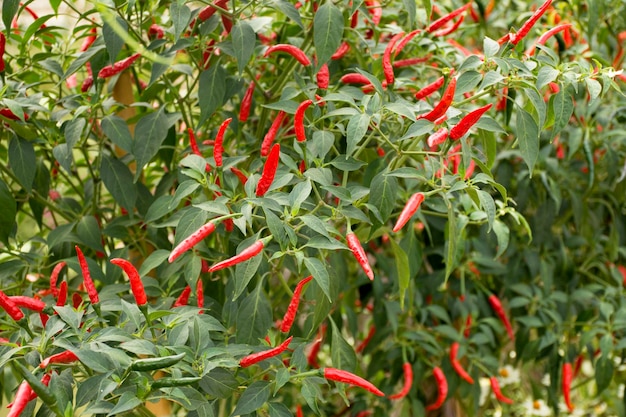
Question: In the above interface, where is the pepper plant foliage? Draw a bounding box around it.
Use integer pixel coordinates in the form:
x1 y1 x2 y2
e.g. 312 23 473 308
1 0 626 415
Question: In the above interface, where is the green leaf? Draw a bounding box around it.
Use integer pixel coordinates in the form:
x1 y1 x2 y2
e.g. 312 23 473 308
174 208 208 246
52 143 73 174
402 0 416 28
389 238 410 310
170 2 191 41
198 65 227 125
102 16 128 62
369 172 398 223
346 113 371 156
477 190 496 232
101 116 133 154
9 137 36 193
200 368 238 399
76 216 104 252
289 179 312 216
304 257 331 301
271 0 303 28
493 220 510 259
236 284 272 344
231 381 271 416
233 250 263 301
551 89 573 138
100 155 137 211
330 319 356 372
64 118 86 149
133 109 177 182
516 108 539 174
30 161 50 227
2 0 19 37
536 67 559 90
107 392 141 417
267 402 292 417
595 356 613 394
0 179 16 244
231 21 255 75
313 2 344 66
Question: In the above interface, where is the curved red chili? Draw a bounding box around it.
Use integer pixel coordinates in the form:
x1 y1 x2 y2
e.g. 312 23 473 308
488 294 514 340
414 76 445 100
449 103 492 140
187 128 202 156
56 281 68 307
383 32 404 84
317 63 330 90
432 14 465 37
425 367 448 411
427 127 449 149
239 81 256 122
239 336 293 367
196 279 204 311
281 276 313 333
450 342 474 384
110 258 147 305
356 325 376 353
340 73 372 85
213 117 232 168
168 222 216 263
9 297 46 313
261 111 286 156
323 368 384 396
510 0 553 45
148 24 164 40
392 193 425 233
295 99 314 142
331 42 351 60
230 167 248 184
307 324 326 368
393 56 430 68
49 262 66 298
364 0 382 25
40 351 79 368
173 285 191 307
526 23 572 55
0 291 25 321
346 232 374 280
256 143 280 196
0 108 28 121
208 238 269 273
418 77 456 122
198 0 229 22
7 381 34 417
490 376 513 404
75 246 100 304
428 3 469 32
388 362 413 399
97 53 141 78
393 29 422 57
264 44 311 66
562 362 574 411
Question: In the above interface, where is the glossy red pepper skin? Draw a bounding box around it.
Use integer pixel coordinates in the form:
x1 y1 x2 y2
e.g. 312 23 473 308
230 167 248 185
323 368 384 396
432 14 465 37
239 81 256 122
0 32 6 72
0 109 28 121
110 258 147 305
393 56 430 68
425 367 448 411
9 297 46 313
173 285 191 307
388 362 413 399
7 381 34 417
418 77 456 122
331 42 350 60
490 377 513 404
526 23 572 55
307 324 326 367
383 32 404 84
80 27 97 52
414 76 445 100
264 44 311 66
198 0 229 22
393 29 422 57
56 281 68 308
168 222 216 263
239 336 293 367
295 99 314 142
208 239 267 272
316 63 330 89
562 362 574 411
187 128 202 156
97 53 141 78
488 294 514 340
449 103 492 140
281 276 313 333
40 351 79 368
428 3 469 32
196 279 204 311
148 24 164 40
0 291 25 321
427 127 448 149
346 233 374 280
355 325 376 353
256 144 280 196
261 111 286 156
510 0 553 45
340 73 372 85
213 118 232 168
392 193 425 233
450 342 474 384
50 262 67 298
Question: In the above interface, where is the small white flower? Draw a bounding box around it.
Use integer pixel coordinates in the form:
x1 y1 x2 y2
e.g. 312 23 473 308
523 399 551 416
498 365 520 386
541 373 551 387
478 377 491 406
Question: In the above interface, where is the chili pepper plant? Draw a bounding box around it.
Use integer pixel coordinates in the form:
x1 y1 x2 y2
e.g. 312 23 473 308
1 0 626 416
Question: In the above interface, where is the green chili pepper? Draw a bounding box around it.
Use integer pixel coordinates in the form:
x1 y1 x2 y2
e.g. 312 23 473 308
152 376 202 389
130 352 186 372
13 361 61 415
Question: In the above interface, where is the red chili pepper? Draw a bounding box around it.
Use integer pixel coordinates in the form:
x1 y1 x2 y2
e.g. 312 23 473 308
196 279 204 312
239 81 256 122
526 23 572 55
295 99 314 142
173 285 191 307
490 377 513 404
425 367 448 411
393 56 430 68
418 77 456 122
450 342 474 384
463 314 472 338
261 111 286 156
509 0 553 45
148 24 164 40
187 128 202 156
432 14 465 37
428 3 469 32
308 324 326 367
40 351 79 368
208 237 269 273
56 281 68 307
449 103 492 140
7 380 34 417
346 232 374 280
364 0 382 25
323 367 384 396
331 42 350 60
296 404 303 417
79 27 97 52
0 108 28 121
356 325 376 353
97 53 141 78
393 29 422 57
264 44 311 66
340 73 372 85
414 76 445 101
75 246 99 304
168 222 216 263
488 294 514 340
9 297 46 313
50 262 66 298
230 167 248 185
213 117 232 168
72 293 82 309
562 362 574 411
316 63 330 90
0 32 7 72
256 143 280 196
0 291 25 321
281 276 313 333
80 76 94 92
198 0 229 22
388 362 413 399
110 259 147 306
392 193 425 233
239 336 293 367
383 32 404 85
427 127 448 149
